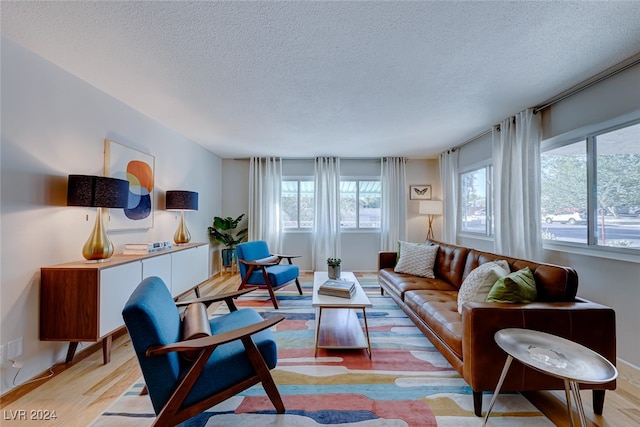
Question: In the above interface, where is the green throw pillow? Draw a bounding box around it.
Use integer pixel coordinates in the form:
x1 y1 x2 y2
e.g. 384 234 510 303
486 267 537 303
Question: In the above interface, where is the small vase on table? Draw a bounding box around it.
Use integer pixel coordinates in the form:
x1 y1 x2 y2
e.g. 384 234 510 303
327 257 342 280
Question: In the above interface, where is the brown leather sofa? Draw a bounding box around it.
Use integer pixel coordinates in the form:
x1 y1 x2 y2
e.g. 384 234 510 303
378 240 616 417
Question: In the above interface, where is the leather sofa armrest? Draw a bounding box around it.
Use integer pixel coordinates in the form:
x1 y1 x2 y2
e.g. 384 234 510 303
378 251 398 270
461 300 616 391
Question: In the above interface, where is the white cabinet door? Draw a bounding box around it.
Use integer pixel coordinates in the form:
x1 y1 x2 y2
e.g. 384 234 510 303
99 261 142 337
142 253 173 294
171 244 209 297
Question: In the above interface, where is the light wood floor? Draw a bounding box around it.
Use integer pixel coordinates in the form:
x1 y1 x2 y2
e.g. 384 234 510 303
1 272 638 426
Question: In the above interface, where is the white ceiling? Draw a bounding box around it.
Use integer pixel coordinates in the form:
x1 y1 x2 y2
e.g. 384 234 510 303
2 1 640 159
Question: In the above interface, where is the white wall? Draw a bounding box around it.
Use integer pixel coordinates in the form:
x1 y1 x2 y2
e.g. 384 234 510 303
0 37 223 394
540 63 640 368
221 158 439 272
455 62 640 368
407 159 441 243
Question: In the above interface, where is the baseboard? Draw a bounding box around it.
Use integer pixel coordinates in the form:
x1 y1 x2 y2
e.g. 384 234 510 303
0 327 129 403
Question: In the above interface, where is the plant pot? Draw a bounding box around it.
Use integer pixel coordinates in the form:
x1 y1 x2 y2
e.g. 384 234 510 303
221 248 235 267
328 265 341 279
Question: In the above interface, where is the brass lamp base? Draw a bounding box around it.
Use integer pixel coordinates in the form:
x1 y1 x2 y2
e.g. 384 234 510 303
82 207 114 262
174 211 191 245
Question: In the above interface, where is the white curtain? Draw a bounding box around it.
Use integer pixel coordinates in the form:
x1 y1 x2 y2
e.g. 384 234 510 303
248 157 282 252
313 157 341 270
493 109 542 260
439 149 459 244
380 157 407 250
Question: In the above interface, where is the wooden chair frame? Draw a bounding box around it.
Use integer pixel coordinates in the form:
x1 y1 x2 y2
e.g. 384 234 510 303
141 289 285 426
238 254 303 309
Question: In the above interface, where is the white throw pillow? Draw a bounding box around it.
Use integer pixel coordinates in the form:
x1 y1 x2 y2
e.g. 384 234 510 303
457 260 510 314
394 241 439 278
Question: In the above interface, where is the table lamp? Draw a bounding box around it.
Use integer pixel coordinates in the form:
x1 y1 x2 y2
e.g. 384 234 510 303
166 190 198 244
67 174 130 262
419 200 443 240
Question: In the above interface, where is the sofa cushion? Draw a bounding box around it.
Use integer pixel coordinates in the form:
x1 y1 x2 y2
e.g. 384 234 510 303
404 290 463 360
433 243 469 289
457 260 510 314
394 241 438 278
380 269 457 300
486 267 537 303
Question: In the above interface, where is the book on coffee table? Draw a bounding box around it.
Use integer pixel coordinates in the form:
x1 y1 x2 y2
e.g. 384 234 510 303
318 279 356 298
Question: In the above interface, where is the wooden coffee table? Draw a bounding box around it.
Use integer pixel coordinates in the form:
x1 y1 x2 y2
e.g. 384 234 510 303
312 271 373 358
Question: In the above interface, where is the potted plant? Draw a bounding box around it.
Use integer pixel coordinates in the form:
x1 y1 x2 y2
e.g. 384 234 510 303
208 214 248 267
327 257 342 279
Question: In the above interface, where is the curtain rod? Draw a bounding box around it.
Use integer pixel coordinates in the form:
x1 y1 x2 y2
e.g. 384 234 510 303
237 56 640 160
230 157 385 161
533 54 640 114
455 54 640 149
454 129 492 149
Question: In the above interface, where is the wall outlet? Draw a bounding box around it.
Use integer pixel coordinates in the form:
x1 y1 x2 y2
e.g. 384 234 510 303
7 337 23 360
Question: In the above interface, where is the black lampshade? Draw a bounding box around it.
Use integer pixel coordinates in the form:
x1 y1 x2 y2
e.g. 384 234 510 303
67 175 129 208
166 190 198 211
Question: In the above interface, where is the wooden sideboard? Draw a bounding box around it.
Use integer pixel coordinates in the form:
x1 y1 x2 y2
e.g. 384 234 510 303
40 242 210 364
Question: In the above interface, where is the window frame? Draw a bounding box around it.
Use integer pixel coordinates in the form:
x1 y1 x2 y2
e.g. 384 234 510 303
281 177 314 231
540 112 640 261
339 178 382 230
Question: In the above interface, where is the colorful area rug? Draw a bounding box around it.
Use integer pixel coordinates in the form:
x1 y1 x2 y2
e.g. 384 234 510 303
92 274 552 426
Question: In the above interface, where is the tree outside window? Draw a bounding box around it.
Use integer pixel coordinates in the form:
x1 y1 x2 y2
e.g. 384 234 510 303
461 167 490 234
340 180 381 229
282 180 314 229
541 121 640 251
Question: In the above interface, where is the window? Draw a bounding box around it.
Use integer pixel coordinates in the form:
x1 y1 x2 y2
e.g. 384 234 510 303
541 141 587 243
541 120 640 252
340 180 381 229
282 180 314 229
460 166 492 235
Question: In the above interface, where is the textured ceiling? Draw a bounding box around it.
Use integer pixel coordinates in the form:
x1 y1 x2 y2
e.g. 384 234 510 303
2 1 640 159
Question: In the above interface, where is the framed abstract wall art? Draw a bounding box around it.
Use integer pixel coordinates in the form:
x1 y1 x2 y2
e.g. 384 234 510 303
409 185 432 200
104 139 155 230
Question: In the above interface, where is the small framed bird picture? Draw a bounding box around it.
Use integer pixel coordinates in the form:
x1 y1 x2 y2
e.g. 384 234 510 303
409 185 432 200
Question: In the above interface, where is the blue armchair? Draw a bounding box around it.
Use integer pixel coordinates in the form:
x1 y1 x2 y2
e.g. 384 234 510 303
122 276 285 426
236 240 303 309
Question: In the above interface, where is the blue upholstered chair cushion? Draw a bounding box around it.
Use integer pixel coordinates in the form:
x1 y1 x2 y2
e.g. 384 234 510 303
122 276 279 414
236 240 270 278
183 308 278 408
122 277 181 413
236 241 300 286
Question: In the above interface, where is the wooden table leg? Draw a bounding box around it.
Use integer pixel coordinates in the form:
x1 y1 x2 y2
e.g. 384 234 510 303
65 342 79 364
102 335 112 364
66 337 111 364
314 307 323 357
362 307 372 359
